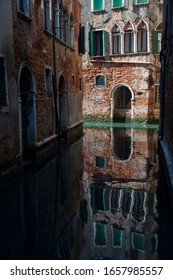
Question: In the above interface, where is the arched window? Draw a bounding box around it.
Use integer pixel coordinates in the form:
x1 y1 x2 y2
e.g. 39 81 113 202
70 14 74 47
63 7 68 43
124 22 134 53
137 21 148 52
59 3 64 40
112 24 121 54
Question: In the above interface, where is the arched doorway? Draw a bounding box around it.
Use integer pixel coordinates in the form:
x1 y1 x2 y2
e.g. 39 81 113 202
111 85 133 122
58 74 68 129
18 63 36 151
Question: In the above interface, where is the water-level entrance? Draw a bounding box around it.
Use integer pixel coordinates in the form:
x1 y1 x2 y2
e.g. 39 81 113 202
0 124 173 260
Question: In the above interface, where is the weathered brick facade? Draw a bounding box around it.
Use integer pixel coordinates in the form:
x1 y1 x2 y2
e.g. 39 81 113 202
81 0 162 123
0 0 83 172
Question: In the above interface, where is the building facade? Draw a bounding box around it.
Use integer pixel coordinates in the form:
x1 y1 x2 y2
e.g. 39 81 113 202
81 0 163 123
159 0 173 199
0 0 83 172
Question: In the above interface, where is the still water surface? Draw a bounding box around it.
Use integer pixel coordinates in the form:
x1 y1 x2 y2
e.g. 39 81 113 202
1 124 173 260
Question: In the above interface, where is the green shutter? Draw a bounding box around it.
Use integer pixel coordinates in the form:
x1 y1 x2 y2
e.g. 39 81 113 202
152 31 158 54
112 0 123 8
93 0 103 11
102 30 106 56
89 31 95 56
136 0 148 4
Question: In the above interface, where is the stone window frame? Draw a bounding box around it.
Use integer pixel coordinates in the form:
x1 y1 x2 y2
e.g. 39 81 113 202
0 55 9 108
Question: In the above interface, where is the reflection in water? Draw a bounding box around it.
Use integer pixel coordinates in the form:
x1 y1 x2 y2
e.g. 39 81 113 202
0 126 173 259
81 127 159 260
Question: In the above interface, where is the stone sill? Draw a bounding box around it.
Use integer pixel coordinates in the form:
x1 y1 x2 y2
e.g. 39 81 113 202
17 12 32 23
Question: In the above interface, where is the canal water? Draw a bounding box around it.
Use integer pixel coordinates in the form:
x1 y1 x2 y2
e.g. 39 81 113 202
1 123 173 260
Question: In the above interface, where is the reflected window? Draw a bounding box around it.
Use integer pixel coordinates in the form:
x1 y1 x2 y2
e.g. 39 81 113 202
113 128 131 160
122 190 132 214
96 156 106 168
94 223 107 246
133 191 144 221
112 227 123 247
131 232 144 251
111 189 120 213
91 185 109 211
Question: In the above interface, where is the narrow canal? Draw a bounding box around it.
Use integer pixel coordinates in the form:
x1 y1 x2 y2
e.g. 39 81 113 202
1 124 173 260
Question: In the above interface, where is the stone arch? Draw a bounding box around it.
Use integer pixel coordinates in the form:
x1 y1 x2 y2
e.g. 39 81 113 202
58 74 68 129
18 62 36 151
111 84 134 123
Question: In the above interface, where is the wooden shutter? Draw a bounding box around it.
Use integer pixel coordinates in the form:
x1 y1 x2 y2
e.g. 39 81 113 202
93 0 103 11
89 31 95 56
152 31 159 54
78 26 85 54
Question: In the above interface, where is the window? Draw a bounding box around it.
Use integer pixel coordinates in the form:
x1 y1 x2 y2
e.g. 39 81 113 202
44 0 51 31
63 7 68 43
19 0 30 16
70 14 74 48
0 57 8 106
124 22 134 53
92 185 109 211
45 69 53 98
59 3 64 40
95 75 106 87
112 24 121 54
137 21 148 52
53 1 59 37
152 23 162 54
89 30 106 56
79 78 82 91
78 26 85 54
112 0 126 8
92 0 105 12
135 0 149 4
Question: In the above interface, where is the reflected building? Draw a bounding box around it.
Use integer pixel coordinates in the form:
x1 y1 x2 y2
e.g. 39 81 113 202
82 126 158 260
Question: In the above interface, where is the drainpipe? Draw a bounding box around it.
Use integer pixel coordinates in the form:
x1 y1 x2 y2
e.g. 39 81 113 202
52 1 60 135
